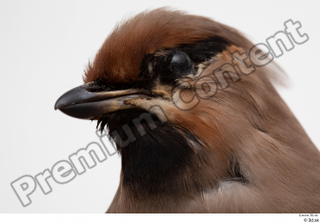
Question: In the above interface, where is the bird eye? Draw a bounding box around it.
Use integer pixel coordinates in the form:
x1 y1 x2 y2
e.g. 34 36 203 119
169 51 193 76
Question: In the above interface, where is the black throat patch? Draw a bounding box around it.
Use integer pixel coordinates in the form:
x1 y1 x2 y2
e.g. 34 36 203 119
98 110 200 197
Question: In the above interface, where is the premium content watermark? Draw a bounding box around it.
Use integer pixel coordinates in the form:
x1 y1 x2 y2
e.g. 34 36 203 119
11 19 309 207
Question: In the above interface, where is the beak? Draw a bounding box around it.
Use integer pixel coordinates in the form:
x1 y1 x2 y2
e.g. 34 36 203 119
54 82 151 119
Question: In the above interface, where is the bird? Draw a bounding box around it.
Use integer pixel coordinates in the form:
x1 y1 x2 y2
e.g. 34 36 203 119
54 8 320 213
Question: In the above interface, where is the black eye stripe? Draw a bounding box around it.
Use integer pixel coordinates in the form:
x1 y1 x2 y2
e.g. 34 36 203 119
176 36 230 63
140 35 229 72
138 36 230 86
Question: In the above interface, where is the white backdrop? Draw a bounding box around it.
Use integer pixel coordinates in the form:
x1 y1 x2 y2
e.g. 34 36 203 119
1 0 319 213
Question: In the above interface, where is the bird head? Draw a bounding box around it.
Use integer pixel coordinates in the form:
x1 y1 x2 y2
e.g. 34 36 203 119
54 8 320 211
54 8 260 146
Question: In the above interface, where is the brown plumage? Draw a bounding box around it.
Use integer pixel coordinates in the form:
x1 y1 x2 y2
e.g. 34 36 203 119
55 8 320 212
84 9 253 83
